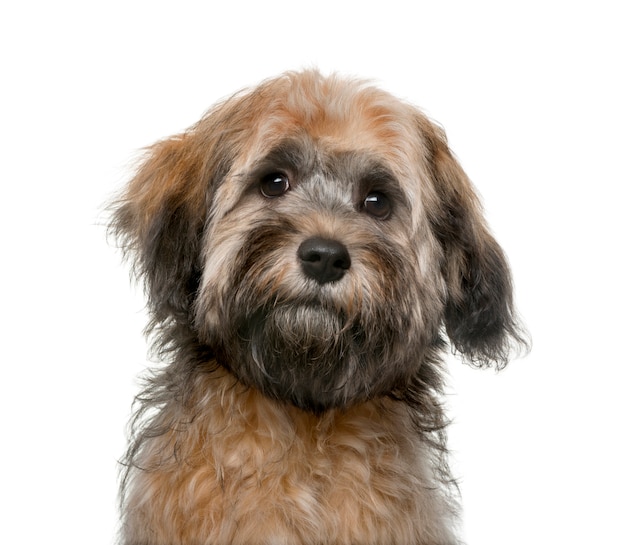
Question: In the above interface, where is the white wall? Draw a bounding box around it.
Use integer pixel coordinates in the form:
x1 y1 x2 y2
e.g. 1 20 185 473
2 1 624 543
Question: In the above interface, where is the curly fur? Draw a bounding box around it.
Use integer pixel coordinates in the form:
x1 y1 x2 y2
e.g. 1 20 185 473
110 70 527 544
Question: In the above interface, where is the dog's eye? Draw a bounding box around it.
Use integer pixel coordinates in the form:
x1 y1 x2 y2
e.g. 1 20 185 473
260 173 290 198
363 192 392 219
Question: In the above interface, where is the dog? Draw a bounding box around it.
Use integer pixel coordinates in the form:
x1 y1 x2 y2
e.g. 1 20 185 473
110 70 527 544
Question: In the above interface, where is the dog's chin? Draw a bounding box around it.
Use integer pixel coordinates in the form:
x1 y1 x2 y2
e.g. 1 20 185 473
214 302 398 413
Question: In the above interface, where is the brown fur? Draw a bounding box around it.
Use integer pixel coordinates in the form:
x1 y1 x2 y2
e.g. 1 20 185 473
124 372 455 544
111 70 527 544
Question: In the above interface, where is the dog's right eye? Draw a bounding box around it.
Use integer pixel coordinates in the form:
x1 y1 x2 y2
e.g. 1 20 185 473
260 173 290 198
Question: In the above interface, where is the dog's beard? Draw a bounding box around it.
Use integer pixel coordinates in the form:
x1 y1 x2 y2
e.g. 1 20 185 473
213 297 418 413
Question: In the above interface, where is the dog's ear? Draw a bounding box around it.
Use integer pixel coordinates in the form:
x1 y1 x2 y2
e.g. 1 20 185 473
110 134 211 329
419 118 528 368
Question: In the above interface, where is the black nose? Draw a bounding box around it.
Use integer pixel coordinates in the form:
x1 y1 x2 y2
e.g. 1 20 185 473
297 237 351 284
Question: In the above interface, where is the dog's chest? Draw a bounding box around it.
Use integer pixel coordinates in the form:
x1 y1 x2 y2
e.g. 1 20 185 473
130 379 450 544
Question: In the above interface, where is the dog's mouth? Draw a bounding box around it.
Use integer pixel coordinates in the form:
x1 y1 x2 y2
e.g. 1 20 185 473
215 301 375 412
241 303 353 368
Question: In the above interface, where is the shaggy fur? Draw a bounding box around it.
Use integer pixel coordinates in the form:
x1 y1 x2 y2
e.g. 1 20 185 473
110 70 527 545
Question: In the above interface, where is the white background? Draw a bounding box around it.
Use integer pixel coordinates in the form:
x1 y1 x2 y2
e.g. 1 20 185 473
2 1 624 544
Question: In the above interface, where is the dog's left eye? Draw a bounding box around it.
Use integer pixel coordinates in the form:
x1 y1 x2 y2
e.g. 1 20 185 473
260 173 290 198
363 192 392 219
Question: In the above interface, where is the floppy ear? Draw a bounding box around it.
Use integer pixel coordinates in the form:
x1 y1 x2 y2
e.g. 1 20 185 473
110 134 211 335
420 119 528 368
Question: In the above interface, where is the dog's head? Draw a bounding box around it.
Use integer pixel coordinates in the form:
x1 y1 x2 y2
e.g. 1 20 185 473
111 70 527 412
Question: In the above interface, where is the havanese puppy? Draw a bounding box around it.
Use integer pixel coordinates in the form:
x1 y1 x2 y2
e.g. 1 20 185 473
110 70 527 545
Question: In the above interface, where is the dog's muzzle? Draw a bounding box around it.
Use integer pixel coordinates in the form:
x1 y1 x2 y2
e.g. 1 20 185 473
297 237 351 284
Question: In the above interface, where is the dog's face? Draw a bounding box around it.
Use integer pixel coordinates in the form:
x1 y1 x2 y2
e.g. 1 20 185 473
113 71 524 413
197 131 444 412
